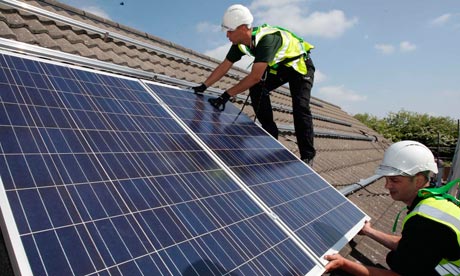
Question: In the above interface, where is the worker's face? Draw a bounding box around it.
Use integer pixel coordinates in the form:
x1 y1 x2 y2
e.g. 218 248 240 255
384 174 424 205
226 25 246 45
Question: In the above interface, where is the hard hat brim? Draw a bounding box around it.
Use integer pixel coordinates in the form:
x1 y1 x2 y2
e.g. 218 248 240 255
375 165 410 177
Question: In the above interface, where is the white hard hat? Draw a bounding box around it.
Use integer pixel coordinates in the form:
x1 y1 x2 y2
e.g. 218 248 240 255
221 4 253 31
375 140 438 176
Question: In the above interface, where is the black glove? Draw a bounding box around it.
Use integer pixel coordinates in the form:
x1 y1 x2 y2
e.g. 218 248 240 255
192 83 207 94
208 91 231 111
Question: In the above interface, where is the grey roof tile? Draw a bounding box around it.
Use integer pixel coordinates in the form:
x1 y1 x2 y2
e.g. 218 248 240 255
9 26 36 43
34 32 60 48
44 23 66 39
3 9 24 27
0 21 16 38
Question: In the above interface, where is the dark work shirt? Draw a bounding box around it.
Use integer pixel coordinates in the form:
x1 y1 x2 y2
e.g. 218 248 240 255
225 27 282 64
386 197 460 275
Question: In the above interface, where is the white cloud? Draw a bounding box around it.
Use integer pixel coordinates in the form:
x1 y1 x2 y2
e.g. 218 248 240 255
204 43 254 70
200 0 357 74
303 10 358 38
202 1 356 80
430 14 452 26
375 41 416 54
249 1 357 38
196 22 221 33
316 85 367 115
317 85 367 103
314 70 326 83
82 6 111 20
204 43 230 61
375 43 395 55
400 41 416 52
251 0 304 9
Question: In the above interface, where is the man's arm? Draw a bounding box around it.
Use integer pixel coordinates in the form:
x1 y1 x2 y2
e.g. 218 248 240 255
202 59 234 88
226 62 267 96
360 221 401 251
324 254 400 276
207 62 267 110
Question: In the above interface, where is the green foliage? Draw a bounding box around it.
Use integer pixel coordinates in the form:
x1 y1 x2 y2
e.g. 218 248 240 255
354 113 388 134
354 110 458 161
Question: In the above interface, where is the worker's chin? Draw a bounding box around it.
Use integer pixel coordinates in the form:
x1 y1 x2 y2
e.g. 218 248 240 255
389 191 399 200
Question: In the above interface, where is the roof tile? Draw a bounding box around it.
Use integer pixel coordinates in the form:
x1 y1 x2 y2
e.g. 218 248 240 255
0 21 16 38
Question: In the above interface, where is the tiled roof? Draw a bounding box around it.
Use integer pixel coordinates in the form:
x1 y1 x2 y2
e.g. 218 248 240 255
0 0 405 274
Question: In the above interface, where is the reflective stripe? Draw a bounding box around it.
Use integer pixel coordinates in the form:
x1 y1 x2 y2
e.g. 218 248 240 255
238 25 313 75
254 26 292 65
403 198 460 271
272 31 290 65
413 204 460 230
238 44 252 56
436 262 460 276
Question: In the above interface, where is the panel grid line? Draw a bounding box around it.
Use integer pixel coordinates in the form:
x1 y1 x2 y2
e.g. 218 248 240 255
146 82 369 268
38 59 159 274
0 50 367 276
1 56 83 275
142 81 326 270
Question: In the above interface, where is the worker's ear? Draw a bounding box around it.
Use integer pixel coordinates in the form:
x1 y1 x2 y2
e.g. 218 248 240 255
414 172 429 189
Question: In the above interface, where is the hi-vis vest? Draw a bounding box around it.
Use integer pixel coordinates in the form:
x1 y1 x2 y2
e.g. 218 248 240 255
402 197 460 276
238 24 314 75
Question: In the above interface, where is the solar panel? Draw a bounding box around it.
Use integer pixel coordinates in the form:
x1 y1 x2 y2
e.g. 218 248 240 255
145 83 369 258
0 52 330 275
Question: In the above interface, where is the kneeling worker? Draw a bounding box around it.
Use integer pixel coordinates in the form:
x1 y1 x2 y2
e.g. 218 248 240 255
325 140 460 275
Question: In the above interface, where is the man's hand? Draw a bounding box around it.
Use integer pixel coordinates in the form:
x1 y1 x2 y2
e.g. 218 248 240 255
208 91 231 111
192 83 207 94
325 253 398 275
324 254 346 272
359 220 372 236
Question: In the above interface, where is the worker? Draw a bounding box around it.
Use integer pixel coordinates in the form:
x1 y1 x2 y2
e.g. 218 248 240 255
192 4 316 164
324 140 460 275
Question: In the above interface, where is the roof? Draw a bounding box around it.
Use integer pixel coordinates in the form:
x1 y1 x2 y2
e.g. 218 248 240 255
0 0 406 274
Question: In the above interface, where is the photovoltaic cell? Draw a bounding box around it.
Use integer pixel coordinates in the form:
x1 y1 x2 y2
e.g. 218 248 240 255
146 83 368 258
0 52 324 275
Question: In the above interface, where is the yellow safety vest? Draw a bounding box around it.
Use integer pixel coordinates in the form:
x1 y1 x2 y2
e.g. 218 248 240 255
238 24 314 75
402 197 460 275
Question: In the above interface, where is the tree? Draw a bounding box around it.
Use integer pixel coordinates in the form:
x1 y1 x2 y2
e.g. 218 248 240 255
355 110 458 161
354 113 388 135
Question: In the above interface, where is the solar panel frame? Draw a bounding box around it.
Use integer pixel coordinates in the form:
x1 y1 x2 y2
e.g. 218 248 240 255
0 50 328 276
145 82 370 262
139 81 335 271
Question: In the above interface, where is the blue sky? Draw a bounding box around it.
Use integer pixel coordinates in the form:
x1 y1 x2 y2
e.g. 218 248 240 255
57 0 459 119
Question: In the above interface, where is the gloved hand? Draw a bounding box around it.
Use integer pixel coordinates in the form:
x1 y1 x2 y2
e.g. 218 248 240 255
208 91 231 111
191 83 207 94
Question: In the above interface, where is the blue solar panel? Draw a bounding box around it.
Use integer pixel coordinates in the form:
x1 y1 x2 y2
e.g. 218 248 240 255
146 83 369 258
0 52 327 275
